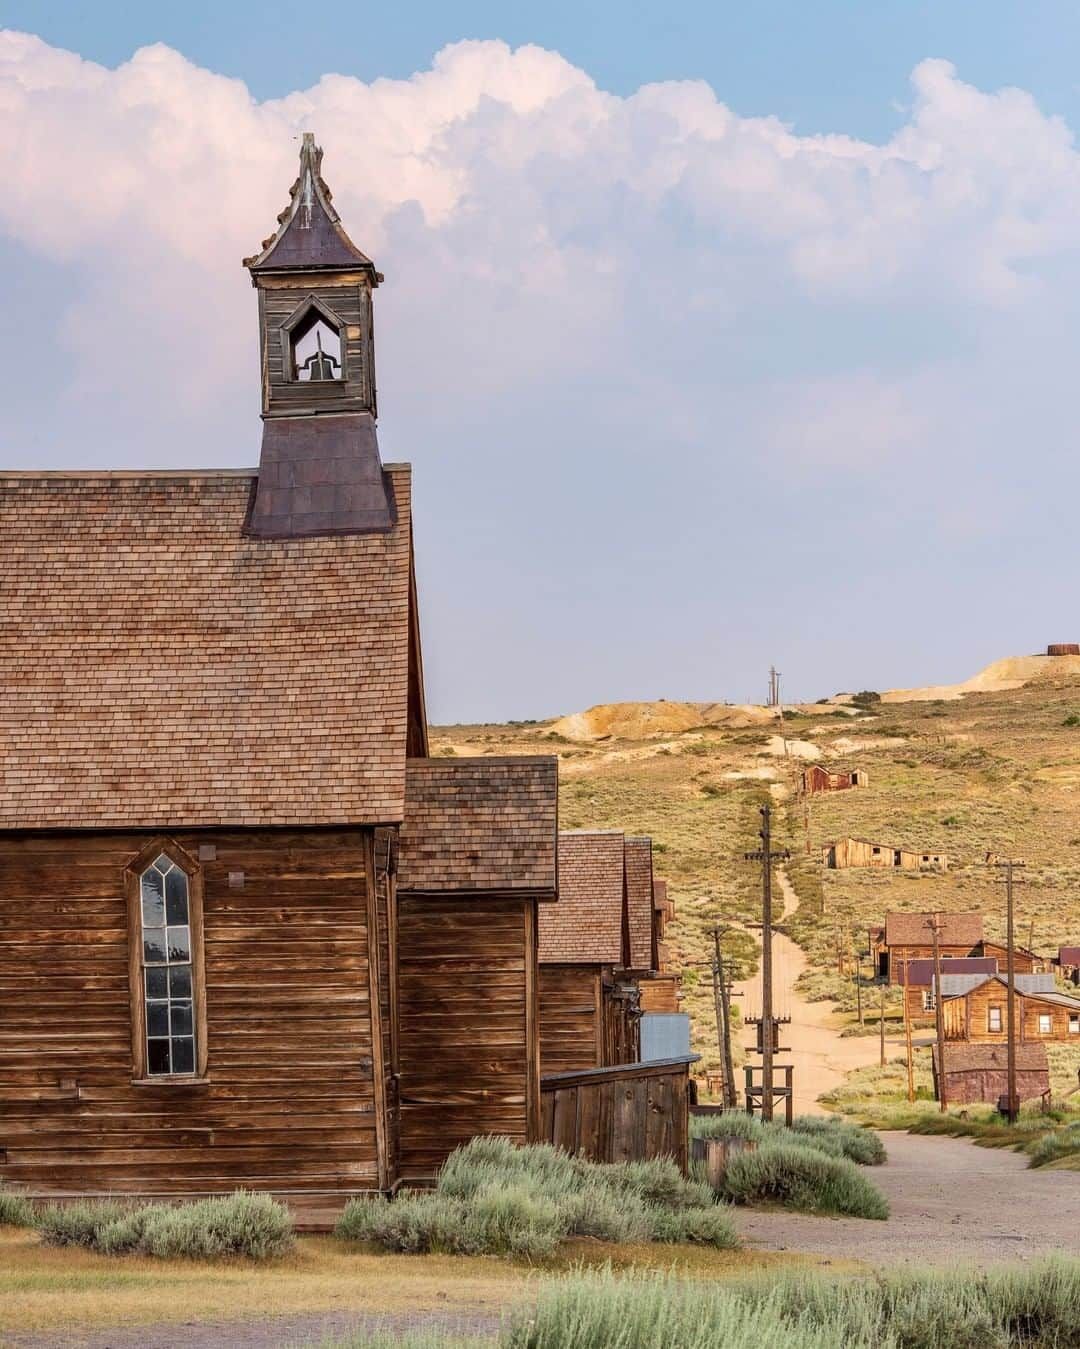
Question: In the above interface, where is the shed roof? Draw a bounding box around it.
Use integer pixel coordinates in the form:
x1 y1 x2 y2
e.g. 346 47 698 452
398 757 558 895
624 836 655 970
0 467 414 827
902 957 997 987
933 1043 1049 1073
539 831 626 965
885 911 983 948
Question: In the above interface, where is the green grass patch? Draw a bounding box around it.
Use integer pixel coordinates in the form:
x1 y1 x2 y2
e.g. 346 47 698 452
336 1138 739 1258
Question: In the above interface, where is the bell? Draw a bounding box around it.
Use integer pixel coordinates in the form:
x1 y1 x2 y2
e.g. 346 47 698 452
299 328 340 382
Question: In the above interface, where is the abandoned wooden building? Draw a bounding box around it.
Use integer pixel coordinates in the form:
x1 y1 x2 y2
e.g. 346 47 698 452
0 136 571 1207
537 831 656 1073
941 973 1080 1043
639 877 681 1015
801 765 867 795
896 957 998 1023
822 838 948 872
932 1043 1050 1108
1054 946 1080 985
873 910 983 979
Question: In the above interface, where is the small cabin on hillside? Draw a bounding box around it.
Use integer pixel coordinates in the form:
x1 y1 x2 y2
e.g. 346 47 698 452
932 1043 1050 1107
941 973 1080 1043
822 838 948 872
0 137 562 1211
537 832 655 1073
801 766 867 795
873 911 982 980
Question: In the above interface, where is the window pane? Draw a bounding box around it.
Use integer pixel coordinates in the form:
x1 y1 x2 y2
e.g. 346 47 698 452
169 966 192 998
171 1037 195 1074
153 854 172 875
147 1001 170 1036
165 868 189 924
167 926 190 962
147 1038 171 1075
143 928 167 964
145 967 168 999
141 870 165 927
170 1002 193 1036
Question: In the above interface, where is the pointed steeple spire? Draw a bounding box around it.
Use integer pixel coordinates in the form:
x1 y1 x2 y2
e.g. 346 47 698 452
244 134 381 278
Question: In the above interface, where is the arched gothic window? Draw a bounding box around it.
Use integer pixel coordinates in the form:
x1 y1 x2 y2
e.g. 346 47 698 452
127 842 206 1081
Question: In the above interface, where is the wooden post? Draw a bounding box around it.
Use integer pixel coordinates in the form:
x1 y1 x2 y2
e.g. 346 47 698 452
994 859 1027 1124
927 914 948 1112
743 805 789 1122
714 933 738 1111
879 980 886 1067
901 946 915 1103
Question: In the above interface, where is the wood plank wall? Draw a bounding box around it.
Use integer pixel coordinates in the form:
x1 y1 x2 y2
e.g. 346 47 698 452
538 964 602 1073
0 828 384 1197
397 894 534 1182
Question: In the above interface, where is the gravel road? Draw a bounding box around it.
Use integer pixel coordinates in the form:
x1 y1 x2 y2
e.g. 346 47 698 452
735 1130 1080 1265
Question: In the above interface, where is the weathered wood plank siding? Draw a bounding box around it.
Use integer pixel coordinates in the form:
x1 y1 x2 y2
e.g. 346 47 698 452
397 894 534 1181
0 828 383 1196
538 964 602 1073
539 1058 693 1172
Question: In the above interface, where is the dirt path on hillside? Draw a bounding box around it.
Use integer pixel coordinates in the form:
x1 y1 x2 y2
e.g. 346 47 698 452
732 870 905 1114
735 1131 1080 1265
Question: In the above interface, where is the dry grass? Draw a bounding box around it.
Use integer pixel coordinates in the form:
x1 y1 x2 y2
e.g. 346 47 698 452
0 1224 821 1340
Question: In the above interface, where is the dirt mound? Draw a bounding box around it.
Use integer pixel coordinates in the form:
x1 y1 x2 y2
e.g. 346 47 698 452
882 654 1080 704
549 701 776 741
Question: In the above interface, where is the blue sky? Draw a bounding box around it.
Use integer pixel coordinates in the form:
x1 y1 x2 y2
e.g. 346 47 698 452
3 8 1080 721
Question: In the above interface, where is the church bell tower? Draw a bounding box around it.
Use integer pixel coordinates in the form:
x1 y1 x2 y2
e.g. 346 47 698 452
243 134 393 537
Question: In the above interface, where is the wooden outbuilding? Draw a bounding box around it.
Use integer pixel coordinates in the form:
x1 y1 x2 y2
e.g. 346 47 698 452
970 939 1044 974
639 877 681 1013
537 832 655 1073
1054 946 1080 985
801 765 867 795
932 1043 1050 1107
875 911 983 980
0 137 560 1210
822 838 948 872
897 957 998 1023
941 973 1080 1044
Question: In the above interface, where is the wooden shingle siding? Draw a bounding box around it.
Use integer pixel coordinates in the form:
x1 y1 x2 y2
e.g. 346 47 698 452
538 965 602 1072
0 828 383 1196
397 895 534 1181
624 838 654 971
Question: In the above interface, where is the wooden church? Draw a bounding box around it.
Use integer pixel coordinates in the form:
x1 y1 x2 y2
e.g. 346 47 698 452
0 137 561 1207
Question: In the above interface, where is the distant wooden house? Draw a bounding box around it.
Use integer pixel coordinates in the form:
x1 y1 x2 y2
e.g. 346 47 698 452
801 765 867 795
0 136 562 1211
537 832 653 1073
941 973 1080 1043
639 877 681 1013
932 1043 1050 1107
970 939 1044 974
897 957 998 1023
1055 946 1080 986
822 838 948 872
873 911 983 980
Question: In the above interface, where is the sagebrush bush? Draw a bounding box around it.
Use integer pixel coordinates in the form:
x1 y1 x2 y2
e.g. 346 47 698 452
38 1192 291 1260
791 1116 887 1166
504 1259 1080 1349
690 1111 764 1142
0 1188 35 1228
1029 1121 1080 1168
337 1138 739 1257
690 1112 887 1168
722 1143 889 1219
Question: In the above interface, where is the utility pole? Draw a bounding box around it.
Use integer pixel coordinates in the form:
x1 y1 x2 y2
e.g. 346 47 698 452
901 946 915 1103
927 914 948 1112
879 980 886 1067
713 929 738 1110
994 858 1027 1124
744 803 790 1121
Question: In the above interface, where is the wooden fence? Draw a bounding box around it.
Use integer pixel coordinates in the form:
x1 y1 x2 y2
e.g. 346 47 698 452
539 1055 698 1173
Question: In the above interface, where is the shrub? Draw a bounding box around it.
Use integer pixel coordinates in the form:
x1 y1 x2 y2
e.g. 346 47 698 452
721 1143 889 1219
791 1116 887 1166
689 1111 765 1142
0 1188 35 1228
1029 1122 1080 1168
38 1192 291 1260
337 1138 740 1257
851 690 882 708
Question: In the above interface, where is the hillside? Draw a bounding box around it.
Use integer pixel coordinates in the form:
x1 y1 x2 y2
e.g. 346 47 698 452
431 663 1080 1086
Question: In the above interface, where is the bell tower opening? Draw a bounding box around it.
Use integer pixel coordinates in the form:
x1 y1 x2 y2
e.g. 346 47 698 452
292 314 342 382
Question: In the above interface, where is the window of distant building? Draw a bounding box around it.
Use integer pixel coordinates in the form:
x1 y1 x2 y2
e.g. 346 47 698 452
988 1006 1002 1033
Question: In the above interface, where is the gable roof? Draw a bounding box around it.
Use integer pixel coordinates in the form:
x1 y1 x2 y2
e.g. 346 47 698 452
624 836 655 970
0 467 416 828
885 911 983 948
398 757 558 894
940 972 1060 999
539 831 626 965
902 957 997 987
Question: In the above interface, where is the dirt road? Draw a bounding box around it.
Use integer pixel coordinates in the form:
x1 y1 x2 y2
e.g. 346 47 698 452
732 869 904 1114
735 1131 1079 1265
